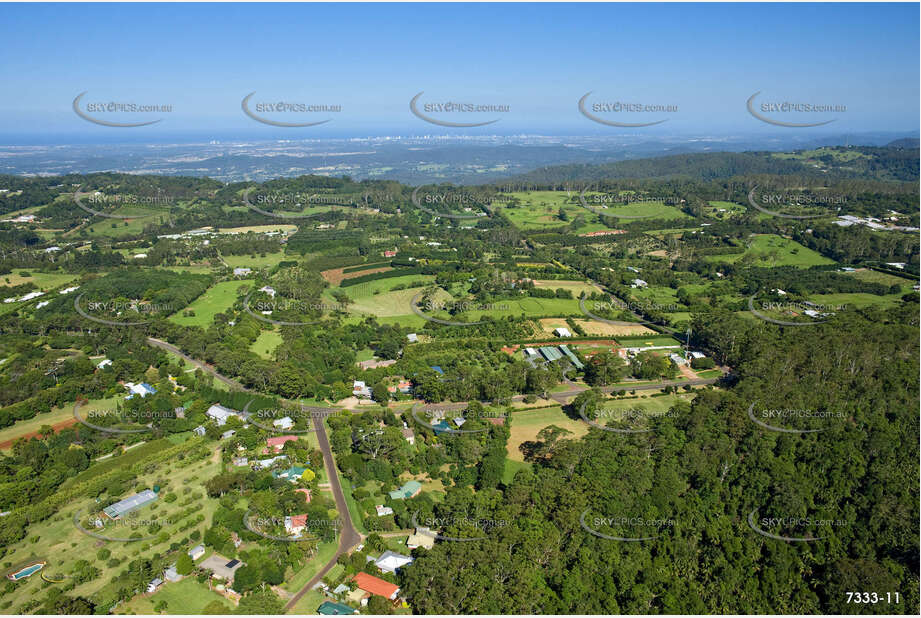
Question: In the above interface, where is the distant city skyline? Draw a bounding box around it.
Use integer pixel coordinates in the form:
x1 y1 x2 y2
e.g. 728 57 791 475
0 2 918 141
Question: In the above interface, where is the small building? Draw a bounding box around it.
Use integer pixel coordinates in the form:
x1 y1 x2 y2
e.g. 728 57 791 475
221 430 236 440
233 268 251 276
352 572 400 601
267 435 298 451
164 566 181 583
318 601 358 615
559 344 585 370
406 333 418 343
232 457 249 467
400 428 415 445
189 545 206 560
669 353 689 366
193 425 206 437
201 555 244 582
407 527 436 550
103 489 158 519
206 404 240 426
96 359 112 369
352 380 372 399
553 327 572 338
374 551 413 574
689 351 706 359
631 279 648 288
147 578 163 594
273 416 294 430
259 286 276 297
383 250 397 258
375 505 394 517
388 480 422 500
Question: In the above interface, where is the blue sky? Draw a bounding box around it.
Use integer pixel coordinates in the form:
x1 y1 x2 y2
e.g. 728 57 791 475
0 2 917 139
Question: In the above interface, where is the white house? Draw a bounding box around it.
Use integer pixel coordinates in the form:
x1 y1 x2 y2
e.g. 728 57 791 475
189 544 206 560
375 505 394 517
97 359 112 369
553 327 572 338
273 416 294 430
406 333 418 343
233 267 251 276
259 286 276 297
631 279 648 288
206 404 240 426
374 551 413 574
353 380 372 399
669 353 689 366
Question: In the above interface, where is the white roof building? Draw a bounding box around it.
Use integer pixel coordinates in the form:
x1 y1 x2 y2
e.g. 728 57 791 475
406 333 418 343
259 286 276 297
374 551 413 574
631 279 648 288
97 359 113 369
273 416 294 430
233 267 251 276
206 404 240 426
553 327 572 337
375 505 394 517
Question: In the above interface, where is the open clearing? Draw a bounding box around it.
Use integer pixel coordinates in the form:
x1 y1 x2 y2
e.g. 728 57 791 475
169 279 251 327
506 406 589 462
705 234 836 268
0 396 122 450
251 328 283 359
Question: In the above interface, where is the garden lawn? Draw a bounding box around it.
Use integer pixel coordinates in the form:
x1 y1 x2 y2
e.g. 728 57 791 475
168 279 252 327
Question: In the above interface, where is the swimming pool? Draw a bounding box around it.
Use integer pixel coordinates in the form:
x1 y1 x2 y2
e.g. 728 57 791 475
6 562 44 580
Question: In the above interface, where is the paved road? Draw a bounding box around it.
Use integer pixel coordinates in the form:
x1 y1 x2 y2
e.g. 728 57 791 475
147 337 249 392
144 337 360 612
284 418 361 611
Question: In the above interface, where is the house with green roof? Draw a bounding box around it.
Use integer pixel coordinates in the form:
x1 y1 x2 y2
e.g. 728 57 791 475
318 601 357 615
388 480 422 500
273 465 307 483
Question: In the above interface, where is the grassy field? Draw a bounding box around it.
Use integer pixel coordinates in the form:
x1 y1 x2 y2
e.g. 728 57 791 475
0 396 121 450
1 443 221 613
79 207 173 239
498 191 608 232
842 268 916 291
704 234 836 268
280 539 339 595
250 328 283 359
220 251 286 270
502 458 533 484
506 406 589 462
806 292 907 310
168 279 252 327
116 577 233 614
531 279 601 297
1 271 80 290
704 201 746 220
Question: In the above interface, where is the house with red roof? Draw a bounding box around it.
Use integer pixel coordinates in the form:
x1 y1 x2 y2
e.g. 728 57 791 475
266 435 298 452
285 513 309 536
352 572 399 600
